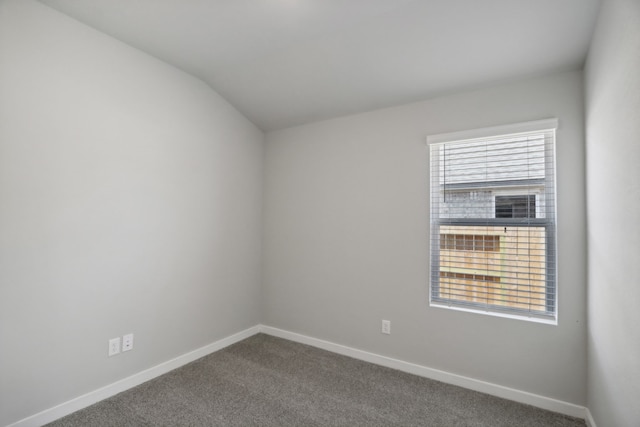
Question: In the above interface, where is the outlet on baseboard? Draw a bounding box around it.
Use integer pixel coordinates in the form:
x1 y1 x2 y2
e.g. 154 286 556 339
108 337 120 356
381 319 391 335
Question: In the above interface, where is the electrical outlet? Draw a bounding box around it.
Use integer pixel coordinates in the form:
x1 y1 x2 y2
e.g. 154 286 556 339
382 319 391 335
108 337 120 356
122 333 134 352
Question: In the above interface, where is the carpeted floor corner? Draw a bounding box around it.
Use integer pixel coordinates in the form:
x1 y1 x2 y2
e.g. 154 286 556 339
46 334 586 426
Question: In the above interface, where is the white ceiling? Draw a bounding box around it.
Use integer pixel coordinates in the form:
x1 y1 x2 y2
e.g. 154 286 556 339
39 0 600 131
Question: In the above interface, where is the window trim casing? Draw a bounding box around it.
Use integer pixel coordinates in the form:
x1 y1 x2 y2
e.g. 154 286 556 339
427 119 558 324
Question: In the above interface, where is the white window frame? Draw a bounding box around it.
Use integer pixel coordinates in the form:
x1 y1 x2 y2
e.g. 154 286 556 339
427 119 558 324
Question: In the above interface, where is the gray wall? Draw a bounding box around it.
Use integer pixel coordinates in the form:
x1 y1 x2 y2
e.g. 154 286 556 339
0 1 263 425
264 70 587 405
3 0 618 424
585 0 640 425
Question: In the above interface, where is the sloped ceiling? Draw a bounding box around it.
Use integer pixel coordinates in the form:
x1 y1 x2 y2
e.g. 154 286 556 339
39 0 600 131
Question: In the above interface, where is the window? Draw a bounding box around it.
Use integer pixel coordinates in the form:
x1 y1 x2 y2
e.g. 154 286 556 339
428 119 557 322
495 195 536 218
440 234 500 252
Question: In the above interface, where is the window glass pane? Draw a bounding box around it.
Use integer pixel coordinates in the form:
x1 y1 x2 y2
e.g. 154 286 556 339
438 226 547 312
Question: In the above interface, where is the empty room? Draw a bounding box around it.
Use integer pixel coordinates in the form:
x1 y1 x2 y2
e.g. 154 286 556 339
0 0 638 426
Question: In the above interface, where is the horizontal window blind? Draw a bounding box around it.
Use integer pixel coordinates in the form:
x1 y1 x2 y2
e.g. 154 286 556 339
428 120 557 321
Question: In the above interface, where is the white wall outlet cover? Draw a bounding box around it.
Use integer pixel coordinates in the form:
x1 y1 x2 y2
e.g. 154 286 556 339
382 320 391 334
122 333 134 352
108 337 121 356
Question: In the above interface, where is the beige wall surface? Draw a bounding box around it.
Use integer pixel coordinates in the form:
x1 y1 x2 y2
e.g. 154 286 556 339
264 70 587 405
585 0 640 426
0 1 263 425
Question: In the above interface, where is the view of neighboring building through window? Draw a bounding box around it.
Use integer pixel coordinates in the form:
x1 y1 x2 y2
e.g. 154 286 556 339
428 120 557 321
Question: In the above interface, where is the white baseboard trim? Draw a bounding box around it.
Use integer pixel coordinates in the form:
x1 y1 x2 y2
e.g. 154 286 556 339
585 408 597 427
8 325 261 427
259 325 588 420
10 324 589 426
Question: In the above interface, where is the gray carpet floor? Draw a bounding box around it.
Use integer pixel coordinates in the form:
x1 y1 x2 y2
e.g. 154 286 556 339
46 334 586 426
